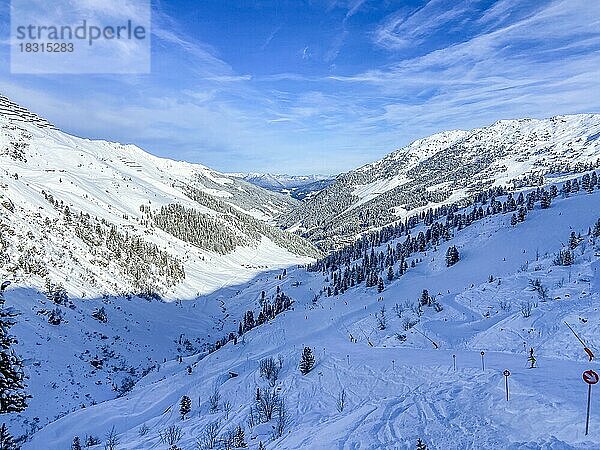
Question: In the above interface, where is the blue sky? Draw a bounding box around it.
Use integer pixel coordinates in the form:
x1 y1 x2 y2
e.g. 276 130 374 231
1 0 599 174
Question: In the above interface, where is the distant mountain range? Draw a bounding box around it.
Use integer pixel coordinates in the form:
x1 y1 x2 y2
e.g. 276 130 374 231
230 172 335 200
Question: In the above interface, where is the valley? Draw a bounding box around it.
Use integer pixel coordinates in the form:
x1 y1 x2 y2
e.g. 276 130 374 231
0 97 599 449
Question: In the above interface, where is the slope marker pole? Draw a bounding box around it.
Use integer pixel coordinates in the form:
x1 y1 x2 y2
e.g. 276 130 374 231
583 369 599 435
586 383 592 436
503 369 511 401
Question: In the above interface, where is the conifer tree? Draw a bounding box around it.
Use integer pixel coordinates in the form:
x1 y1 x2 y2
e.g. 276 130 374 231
540 192 551 209
71 436 82 450
398 256 406 276
582 173 591 192
563 250 574 266
0 288 28 415
233 425 247 448
416 438 428 450
562 180 571 197
179 395 191 420
569 231 580 249
387 266 394 281
299 347 315 375
419 289 432 306
0 424 16 450
572 179 580 192
445 246 459 267
593 219 600 238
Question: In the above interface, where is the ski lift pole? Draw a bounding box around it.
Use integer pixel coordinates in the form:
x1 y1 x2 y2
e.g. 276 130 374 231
565 321 595 361
412 327 439 349
565 321 587 346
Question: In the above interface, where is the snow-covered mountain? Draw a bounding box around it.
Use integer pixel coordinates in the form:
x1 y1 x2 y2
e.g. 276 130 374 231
0 95 319 300
16 169 600 449
230 173 335 200
281 115 600 249
3 95 600 450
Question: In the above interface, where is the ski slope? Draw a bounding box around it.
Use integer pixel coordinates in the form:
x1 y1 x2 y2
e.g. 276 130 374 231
21 183 600 449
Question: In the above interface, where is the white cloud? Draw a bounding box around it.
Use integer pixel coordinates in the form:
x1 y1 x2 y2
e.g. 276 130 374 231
1 0 599 174
373 0 474 50
301 46 311 60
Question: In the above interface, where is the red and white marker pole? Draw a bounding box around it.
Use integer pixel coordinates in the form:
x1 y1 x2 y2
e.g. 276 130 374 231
583 369 599 436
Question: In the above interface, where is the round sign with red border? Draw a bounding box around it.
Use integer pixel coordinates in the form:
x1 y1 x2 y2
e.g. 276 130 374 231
583 369 599 385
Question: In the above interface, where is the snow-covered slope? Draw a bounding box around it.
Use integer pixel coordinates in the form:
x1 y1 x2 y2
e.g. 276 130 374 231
230 173 335 200
281 115 600 248
20 173 600 449
0 95 319 299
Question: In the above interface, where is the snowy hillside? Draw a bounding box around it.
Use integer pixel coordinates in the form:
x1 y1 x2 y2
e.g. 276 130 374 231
0 95 319 300
3 95 600 449
17 171 600 449
230 173 335 200
281 115 600 249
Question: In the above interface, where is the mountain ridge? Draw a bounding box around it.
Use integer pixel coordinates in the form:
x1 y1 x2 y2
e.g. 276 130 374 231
0 95 319 300
281 113 600 249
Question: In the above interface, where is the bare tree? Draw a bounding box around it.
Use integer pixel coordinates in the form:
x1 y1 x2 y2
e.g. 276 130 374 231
393 303 404 318
403 317 417 331
272 398 290 439
208 385 220 413
160 425 182 446
138 423 149 437
520 301 532 318
223 400 232 420
221 428 236 450
247 405 258 429
259 357 281 386
529 278 549 301
104 426 119 450
336 389 346 413
197 421 220 449
257 388 279 422
499 300 511 311
375 305 386 330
